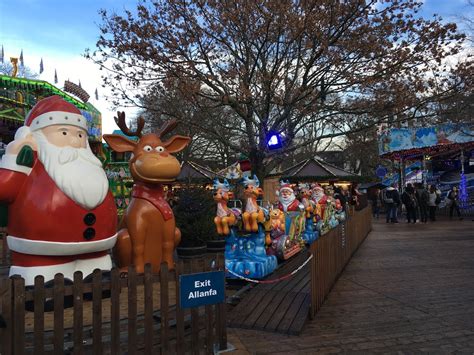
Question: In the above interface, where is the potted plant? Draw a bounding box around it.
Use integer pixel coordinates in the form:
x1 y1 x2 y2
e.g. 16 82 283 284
205 229 226 253
174 187 215 258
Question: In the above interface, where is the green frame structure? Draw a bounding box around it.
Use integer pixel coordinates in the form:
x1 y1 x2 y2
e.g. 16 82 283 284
0 74 102 143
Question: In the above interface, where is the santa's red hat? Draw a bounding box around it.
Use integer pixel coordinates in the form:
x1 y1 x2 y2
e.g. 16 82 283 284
24 95 87 132
279 183 293 193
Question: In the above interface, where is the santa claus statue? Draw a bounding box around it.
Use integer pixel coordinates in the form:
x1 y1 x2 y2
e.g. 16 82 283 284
311 184 328 205
0 96 117 285
276 182 302 212
311 183 328 219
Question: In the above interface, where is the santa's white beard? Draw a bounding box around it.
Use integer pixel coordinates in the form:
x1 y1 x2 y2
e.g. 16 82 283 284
279 193 296 209
312 192 324 203
33 131 109 210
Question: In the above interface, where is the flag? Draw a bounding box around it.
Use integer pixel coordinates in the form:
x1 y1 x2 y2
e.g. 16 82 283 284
54 69 58 84
0 45 4 63
19 50 24 67
95 88 99 100
39 58 44 74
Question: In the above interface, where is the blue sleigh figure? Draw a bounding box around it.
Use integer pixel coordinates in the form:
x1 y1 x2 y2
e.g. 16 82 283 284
212 177 277 279
225 226 277 279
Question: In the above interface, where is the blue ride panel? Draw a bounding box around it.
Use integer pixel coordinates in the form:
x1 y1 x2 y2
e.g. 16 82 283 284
302 216 318 244
225 226 278 279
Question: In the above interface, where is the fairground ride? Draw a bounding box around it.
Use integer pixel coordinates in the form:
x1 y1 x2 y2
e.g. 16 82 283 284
0 59 102 153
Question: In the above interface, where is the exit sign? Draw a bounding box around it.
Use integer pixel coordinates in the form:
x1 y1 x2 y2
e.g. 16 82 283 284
179 271 225 308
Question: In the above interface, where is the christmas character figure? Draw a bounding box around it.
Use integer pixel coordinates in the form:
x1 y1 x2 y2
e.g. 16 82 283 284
298 183 314 218
0 95 117 285
311 184 328 218
276 182 302 212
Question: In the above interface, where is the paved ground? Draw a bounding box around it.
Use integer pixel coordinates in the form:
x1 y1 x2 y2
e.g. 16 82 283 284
227 217 474 354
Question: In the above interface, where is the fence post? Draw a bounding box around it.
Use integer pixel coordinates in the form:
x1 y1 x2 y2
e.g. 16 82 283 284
0 277 12 355
12 275 25 355
127 265 137 354
92 269 103 355
53 273 65 355
190 258 200 355
143 263 153 355
73 271 84 355
309 241 317 319
160 262 170 354
33 275 45 354
110 268 120 354
217 254 227 351
204 255 215 355
175 260 185 355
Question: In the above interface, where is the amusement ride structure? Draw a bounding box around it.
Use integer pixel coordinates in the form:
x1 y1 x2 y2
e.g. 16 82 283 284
0 57 102 150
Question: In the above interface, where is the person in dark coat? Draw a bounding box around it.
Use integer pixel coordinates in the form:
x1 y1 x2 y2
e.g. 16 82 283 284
382 186 399 223
370 188 381 219
427 185 440 222
334 187 347 208
447 186 463 220
402 184 418 223
350 183 362 207
415 183 429 223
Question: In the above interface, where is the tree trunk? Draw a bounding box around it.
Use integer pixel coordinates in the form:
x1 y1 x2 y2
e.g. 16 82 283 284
249 149 267 183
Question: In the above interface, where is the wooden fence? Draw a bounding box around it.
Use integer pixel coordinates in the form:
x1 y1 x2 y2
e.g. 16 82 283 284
309 206 372 318
0 256 227 354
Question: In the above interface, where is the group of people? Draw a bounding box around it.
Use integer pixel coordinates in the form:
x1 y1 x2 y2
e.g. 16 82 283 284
370 183 464 224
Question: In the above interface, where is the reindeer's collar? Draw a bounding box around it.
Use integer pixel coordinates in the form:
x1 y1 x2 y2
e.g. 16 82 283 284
132 183 174 221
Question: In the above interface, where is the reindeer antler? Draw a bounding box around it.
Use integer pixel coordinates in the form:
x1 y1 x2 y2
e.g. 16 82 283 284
156 118 178 138
114 111 145 138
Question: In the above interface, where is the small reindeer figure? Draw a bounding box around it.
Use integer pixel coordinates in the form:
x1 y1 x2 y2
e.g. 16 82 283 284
213 178 237 235
242 175 265 232
298 183 314 218
103 113 191 273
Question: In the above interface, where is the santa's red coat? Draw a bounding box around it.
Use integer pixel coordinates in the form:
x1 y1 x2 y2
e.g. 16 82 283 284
278 198 300 212
0 157 117 270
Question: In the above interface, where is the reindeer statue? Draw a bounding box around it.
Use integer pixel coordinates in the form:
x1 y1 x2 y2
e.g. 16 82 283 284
103 113 191 273
242 175 265 232
213 178 237 235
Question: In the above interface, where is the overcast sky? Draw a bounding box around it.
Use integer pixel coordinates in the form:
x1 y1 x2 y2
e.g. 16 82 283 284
0 0 472 135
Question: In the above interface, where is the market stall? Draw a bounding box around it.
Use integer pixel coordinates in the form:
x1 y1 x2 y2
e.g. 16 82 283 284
264 157 359 203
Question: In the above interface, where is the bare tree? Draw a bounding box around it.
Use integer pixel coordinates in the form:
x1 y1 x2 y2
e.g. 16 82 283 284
0 62 38 79
89 0 465 179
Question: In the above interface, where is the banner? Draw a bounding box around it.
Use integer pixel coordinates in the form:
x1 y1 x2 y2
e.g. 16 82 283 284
378 123 474 156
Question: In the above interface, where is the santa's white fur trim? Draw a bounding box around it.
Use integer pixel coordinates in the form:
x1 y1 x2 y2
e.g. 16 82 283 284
28 111 87 131
9 254 112 286
0 154 32 174
7 234 117 256
14 125 32 140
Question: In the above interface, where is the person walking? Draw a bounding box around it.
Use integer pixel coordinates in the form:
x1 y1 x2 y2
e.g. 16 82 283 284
370 188 381 219
383 186 399 223
402 184 417 223
334 187 347 210
415 183 429 223
427 185 440 222
350 183 362 208
447 186 463 220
